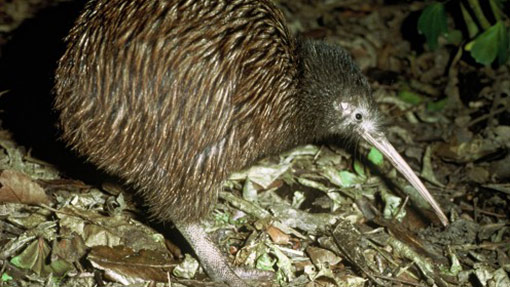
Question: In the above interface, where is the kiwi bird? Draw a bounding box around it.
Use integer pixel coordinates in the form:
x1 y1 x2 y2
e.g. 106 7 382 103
54 0 448 286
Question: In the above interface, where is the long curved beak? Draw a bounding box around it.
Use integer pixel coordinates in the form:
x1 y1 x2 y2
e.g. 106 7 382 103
361 131 449 226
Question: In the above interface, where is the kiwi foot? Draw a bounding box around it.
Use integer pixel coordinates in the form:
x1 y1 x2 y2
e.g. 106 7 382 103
176 222 274 287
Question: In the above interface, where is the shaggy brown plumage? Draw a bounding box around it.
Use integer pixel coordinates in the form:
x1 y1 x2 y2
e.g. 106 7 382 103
55 0 307 222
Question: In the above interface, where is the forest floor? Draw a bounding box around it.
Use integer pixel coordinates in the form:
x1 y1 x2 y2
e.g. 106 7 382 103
0 0 509 286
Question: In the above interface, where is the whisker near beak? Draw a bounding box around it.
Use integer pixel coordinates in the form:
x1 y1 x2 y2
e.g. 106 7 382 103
361 131 449 226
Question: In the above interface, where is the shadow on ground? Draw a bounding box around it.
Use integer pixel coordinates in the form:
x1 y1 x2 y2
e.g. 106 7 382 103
0 0 111 185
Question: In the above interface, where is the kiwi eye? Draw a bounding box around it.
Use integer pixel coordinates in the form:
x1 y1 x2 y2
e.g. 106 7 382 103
355 113 363 121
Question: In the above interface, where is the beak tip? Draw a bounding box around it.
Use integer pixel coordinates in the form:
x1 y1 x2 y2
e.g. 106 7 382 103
439 213 449 227
362 132 450 228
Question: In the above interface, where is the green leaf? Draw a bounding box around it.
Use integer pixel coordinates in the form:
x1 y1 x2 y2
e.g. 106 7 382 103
269 243 294 281
214 211 230 225
380 189 405 221
461 3 479 38
470 21 509 65
353 160 366 178
466 0 491 29
398 90 424 105
426 98 447 112
49 259 74 277
1 273 13 282
418 3 448 50
448 252 463 275
339 171 359 187
256 253 276 271
445 29 463 45
489 0 504 21
368 148 384 166
10 238 53 276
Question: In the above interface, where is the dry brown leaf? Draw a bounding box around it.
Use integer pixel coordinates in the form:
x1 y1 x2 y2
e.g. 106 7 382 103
267 225 290 245
88 245 175 284
0 169 51 205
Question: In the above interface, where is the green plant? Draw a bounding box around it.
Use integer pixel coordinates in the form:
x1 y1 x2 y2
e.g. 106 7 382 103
418 0 510 65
